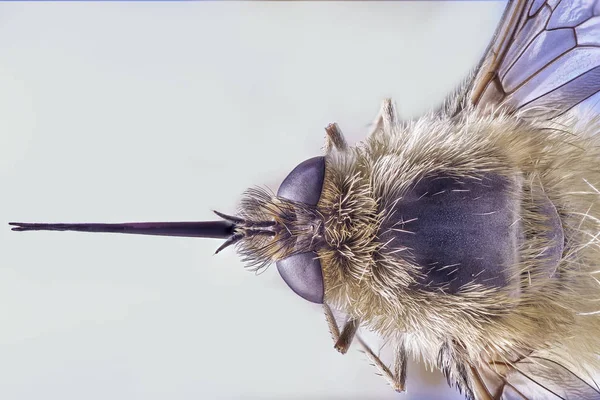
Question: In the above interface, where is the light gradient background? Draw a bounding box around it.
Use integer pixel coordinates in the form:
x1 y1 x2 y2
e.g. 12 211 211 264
1 2 506 399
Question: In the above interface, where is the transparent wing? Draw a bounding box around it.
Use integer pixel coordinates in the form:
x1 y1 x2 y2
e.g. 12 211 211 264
457 0 600 121
452 2 600 398
474 354 600 400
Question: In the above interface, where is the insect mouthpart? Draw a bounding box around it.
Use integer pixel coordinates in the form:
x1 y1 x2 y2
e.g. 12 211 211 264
9 210 284 259
211 210 277 255
8 219 236 239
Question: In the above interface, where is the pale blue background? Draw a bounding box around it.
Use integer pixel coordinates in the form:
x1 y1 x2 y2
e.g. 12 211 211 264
0 2 506 399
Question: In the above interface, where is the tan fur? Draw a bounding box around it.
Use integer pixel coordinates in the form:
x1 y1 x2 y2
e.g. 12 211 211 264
317 106 600 386
232 99 600 396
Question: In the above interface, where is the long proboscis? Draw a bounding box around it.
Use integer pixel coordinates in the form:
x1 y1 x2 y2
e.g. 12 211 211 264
8 220 235 239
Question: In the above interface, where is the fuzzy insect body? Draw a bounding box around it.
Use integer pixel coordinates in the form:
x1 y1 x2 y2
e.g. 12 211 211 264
230 93 600 398
10 0 600 398
324 103 600 399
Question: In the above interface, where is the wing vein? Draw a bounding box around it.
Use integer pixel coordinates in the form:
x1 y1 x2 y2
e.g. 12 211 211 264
528 356 600 395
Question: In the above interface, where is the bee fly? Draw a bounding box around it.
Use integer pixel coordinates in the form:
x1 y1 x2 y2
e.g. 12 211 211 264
10 0 600 399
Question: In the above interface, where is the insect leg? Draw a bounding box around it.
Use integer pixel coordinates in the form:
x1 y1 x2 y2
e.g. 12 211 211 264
357 336 407 393
323 304 406 392
367 98 398 138
334 317 359 354
393 338 408 392
323 303 341 342
324 122 348 153
322 303 359 354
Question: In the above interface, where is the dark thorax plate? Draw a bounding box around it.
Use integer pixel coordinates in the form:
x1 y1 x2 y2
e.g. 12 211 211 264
378 173 522 295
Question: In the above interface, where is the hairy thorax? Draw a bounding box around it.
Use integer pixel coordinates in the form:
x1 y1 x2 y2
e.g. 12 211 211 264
317 110 600 365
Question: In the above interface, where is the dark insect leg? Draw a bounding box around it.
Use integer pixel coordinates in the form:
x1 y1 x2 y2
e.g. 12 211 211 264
322 303 358 354
393 338 408 392
324 122 348 153
322 304 407 392
323 303 341 342
357 336 407 393
368 98 398 138
334 318 359 354
437 340 476 399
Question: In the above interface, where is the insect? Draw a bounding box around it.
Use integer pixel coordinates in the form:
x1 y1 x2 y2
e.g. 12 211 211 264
8 0 600 399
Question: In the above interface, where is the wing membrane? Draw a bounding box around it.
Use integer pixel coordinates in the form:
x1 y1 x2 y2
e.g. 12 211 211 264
461 0 600 121
474 355 600 400
450 2 600 398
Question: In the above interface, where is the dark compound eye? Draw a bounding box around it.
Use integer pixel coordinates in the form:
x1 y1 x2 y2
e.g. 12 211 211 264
277 156 325 206
276 252 324 304
275 156 326 303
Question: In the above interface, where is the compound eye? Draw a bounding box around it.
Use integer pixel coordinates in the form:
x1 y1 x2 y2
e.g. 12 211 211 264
277 156 325 206
276 252 324 303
